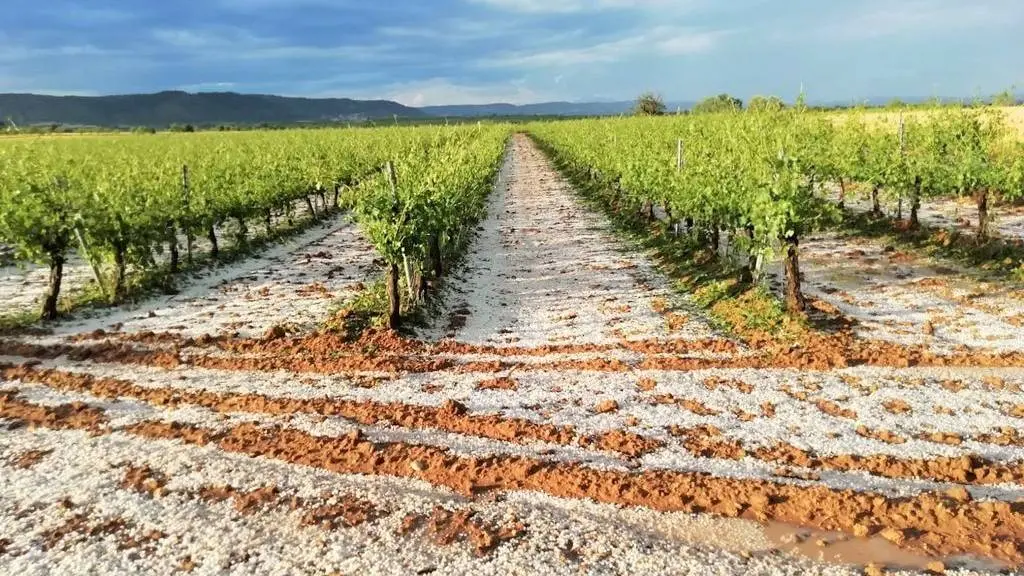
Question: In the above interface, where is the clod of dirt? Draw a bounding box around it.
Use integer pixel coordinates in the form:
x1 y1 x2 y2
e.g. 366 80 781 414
856 426 906 445
816 400 857 420
10 449 52 469
397 513 422 535
426 506 526 556
864 563 886 576
262 325 289 342
882 399 912 415
41 510 131 551
702 377 753 394
636 378 657 392
121 465 168 497
300 496 377 530
879 527 906 546
944 487 972 503
925 561 946 574
476 377 518 391
178 556 197 572
233 486 279 514
593 400 619 414
439 400 468 417
579 430 663 458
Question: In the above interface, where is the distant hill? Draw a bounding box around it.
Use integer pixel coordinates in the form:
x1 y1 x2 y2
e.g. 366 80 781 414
421 101 695 117
0 91 425 127
3 90 1013 129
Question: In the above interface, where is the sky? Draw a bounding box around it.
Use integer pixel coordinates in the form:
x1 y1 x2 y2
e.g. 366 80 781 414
1 0 1022 106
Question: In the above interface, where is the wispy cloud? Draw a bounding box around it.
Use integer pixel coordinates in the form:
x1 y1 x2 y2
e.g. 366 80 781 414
353 77 561 107
0 0 1021 104
466 0 690 14
820 0 1023 40
151 27 399 62
44 4 135 25
482 27 729 68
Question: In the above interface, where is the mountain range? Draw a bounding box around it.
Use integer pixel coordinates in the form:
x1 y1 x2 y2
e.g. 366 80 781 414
0 91 1009 128
0 91 697 127
0 91 424 127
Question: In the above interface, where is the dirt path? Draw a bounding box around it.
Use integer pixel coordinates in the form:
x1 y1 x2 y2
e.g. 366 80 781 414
0 135 1021 575
424 134 717 347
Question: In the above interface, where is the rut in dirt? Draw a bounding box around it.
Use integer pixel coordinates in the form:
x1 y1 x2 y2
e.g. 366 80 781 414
424 134 717 347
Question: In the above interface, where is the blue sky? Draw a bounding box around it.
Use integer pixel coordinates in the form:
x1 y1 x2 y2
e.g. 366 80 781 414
1 0 1022 106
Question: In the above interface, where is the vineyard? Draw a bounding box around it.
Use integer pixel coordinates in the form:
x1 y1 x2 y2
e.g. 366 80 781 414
1 111 1023 575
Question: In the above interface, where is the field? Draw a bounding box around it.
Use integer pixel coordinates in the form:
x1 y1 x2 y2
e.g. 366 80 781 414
1 113 1023 575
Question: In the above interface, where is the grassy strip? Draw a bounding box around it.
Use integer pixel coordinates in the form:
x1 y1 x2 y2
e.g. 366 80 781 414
530 135 808 343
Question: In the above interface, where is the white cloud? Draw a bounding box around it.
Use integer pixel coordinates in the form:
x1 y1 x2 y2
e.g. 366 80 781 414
177 82 238 92
350 78 561 107
151 28 397 62
0 42 114 63
465 0 688 14
45 5 135 24
482 27 728 68
820 0 1023 40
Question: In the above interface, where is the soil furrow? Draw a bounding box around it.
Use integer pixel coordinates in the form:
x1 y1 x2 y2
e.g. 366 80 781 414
1 391 1021 566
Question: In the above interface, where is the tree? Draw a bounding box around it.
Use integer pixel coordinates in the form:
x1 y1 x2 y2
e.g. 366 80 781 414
746 95 785 113
992 89 1018 107
692 94 743 114
633 92 666 116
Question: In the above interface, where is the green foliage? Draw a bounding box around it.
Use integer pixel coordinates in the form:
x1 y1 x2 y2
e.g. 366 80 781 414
353 125 507 267
746 96 785 113
991 89 1018 107
0 125 492 316
633 92 667 116
692 94 743 114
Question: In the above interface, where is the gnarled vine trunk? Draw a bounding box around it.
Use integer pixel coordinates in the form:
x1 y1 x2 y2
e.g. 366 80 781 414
783 234 806 314
429 234 443 278
838 179 846 210
871 186 882 217
167 222 179 274
975 188 989 242
909 176 921 230
208 226 219 260
112 243 127 303
41 251 65 321
386 263 401 330
305 195 318 221
740 224 756 284
235 217 248 249
318 190 328 214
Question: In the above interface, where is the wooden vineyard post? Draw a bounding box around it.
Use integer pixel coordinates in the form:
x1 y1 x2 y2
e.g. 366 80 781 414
896 114 905 220
183 165 195 266
673 138 684 236
73 221 108 301
385 161 402 329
